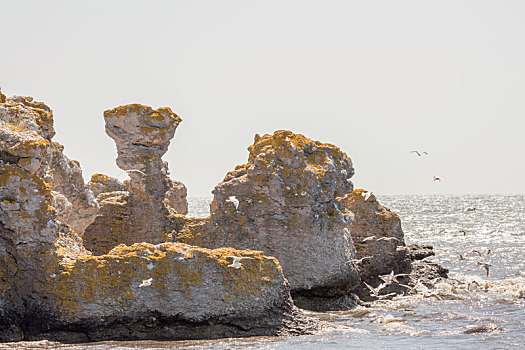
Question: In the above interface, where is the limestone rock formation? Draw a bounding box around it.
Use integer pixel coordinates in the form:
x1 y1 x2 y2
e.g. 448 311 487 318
42 243 303 342
1 89 439 342
1 93 310 342
176 130 361 301
83 105 188 255
104 104 180 202
337 189 411 281
0 95 98 235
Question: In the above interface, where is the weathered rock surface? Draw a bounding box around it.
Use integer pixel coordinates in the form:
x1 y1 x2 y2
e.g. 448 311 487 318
0 95 98 235
38 243 312 342
175 130 361 300
87 173 125 198
83 190 172 255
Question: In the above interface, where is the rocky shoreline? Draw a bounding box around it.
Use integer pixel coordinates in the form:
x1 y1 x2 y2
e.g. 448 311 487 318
0 90 448 343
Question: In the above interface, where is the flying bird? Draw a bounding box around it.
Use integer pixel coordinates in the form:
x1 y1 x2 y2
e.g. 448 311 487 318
363 282 396 300
410 150 428 156
471 250 483 257
225 196 239 210
457 253 466 260
379 270 411 285
433 176 442 182
363 281 386 297
477 262 491 277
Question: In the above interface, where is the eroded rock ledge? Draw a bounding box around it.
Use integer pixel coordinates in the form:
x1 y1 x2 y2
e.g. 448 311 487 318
0 89 443 342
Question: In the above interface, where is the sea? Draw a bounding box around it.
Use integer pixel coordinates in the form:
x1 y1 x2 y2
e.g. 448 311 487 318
5 194 524 350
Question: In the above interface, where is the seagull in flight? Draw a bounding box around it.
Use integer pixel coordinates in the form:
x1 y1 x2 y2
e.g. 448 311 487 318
226 196 239 210
433 176 442 182
379 270 411 285
477 262 491 277
471 250 483 257
363 282 396 299
410 150 428 156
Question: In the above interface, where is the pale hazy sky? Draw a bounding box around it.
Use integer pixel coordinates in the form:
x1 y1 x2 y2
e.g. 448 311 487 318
2 0 524 196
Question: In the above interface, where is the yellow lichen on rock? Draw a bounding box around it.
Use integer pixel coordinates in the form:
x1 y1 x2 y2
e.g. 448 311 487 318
47 242 288 322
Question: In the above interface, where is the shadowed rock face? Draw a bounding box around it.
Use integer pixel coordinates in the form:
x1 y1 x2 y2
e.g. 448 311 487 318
164 179 188 215
337 190 411 281
176 130 361 298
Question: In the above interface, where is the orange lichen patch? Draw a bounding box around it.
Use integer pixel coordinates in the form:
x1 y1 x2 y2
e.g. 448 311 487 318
223 164 249 182
7 138 50 157
0 119 27 133
90 173 110 183
2 96 55 138
104 104 182 125
172 215 211 247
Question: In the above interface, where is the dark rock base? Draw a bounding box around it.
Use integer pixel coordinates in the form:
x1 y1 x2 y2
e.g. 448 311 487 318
0 307 320 344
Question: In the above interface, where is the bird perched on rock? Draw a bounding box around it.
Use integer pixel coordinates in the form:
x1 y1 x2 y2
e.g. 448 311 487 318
377 236 401 243
139 278 153 288
226 196 239 210
351 256 374 264
126 169 147 177
226 256 254 269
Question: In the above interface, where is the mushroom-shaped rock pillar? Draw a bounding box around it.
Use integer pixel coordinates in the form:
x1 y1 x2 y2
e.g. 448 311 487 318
104 104 181 202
